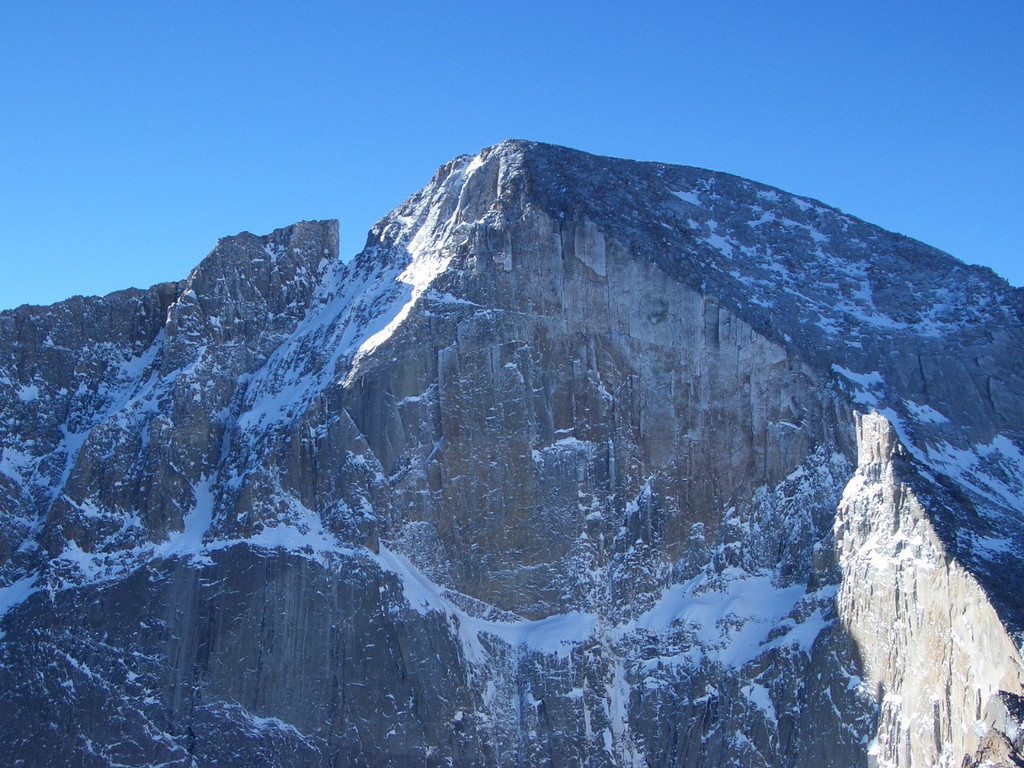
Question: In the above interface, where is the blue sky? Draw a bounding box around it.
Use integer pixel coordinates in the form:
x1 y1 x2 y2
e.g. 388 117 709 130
1 1 1021 310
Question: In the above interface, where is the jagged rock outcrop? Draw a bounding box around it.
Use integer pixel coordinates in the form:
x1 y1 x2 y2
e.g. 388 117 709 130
0 140 1022 766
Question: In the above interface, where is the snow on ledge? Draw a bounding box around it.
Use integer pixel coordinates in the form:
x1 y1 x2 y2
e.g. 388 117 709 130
619 568 832 668
374 544 832 670
0 575 39 635
375 544 596 662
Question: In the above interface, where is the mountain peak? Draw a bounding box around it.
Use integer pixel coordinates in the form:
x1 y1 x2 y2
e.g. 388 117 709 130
200 218 339 287
2 143 1023 767
368 142 1018 378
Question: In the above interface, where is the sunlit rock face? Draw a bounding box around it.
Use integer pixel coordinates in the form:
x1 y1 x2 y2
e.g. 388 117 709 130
1 140 1022 767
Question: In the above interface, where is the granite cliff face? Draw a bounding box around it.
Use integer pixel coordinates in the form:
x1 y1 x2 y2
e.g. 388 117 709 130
1 140 1022 767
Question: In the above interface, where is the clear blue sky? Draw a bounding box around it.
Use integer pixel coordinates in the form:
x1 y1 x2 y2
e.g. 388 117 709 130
1 1 1021 310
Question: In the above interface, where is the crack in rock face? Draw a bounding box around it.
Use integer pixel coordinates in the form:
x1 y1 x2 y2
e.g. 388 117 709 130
0 140 1022 767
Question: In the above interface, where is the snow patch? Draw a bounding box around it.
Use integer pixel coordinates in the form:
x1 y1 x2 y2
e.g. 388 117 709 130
705 232 735 258
624 569 830 668
375 544 596 662
157 477 215 560
832 365 884 390
741 682 778 722
351 248 453 362
16 384 39 403
905 400 949 424
47 480 357 588
0 575 38 629
671 190 702 207
925 434 1024 512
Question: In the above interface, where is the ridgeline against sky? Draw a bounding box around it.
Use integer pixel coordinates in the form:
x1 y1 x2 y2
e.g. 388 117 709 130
0 2 1021 310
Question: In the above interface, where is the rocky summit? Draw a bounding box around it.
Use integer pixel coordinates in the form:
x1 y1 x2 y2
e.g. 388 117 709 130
1 140 1023 767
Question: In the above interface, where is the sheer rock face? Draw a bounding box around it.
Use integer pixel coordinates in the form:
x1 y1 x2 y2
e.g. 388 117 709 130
0 141 1022 767
837 413 1024 767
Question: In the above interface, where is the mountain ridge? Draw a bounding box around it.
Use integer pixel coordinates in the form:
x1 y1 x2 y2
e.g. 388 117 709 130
1 140 1022 766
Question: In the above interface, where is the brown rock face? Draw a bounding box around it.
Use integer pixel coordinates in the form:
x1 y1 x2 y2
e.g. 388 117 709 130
1 141 1022 766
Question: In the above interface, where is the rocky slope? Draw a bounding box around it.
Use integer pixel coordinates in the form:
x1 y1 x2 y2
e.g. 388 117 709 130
1 140 1022 767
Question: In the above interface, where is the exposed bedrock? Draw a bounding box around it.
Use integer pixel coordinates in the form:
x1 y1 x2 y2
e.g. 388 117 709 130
1 140 1022 766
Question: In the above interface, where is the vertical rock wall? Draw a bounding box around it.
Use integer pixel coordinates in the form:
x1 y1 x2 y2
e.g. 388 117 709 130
836 412 1024 767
